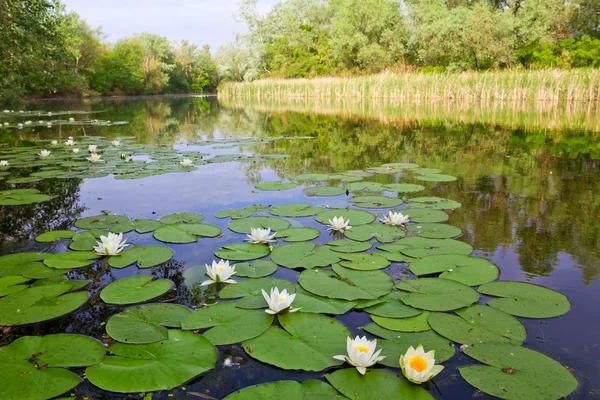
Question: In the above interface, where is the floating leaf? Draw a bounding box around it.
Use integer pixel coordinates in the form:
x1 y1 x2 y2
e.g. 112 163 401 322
74 215 130 230
269 203 323 217
275 227 320 242
271 242 341 269
460 343 577 400
43 251 100 269
216 208 253 219
219 277 296 309
229 216 290 234
407 197 461 210
478 281 571 318
344 223 406 243
339 253 390 271
361 291 421 318
407 223 463 239
295 173 332 181
100 276 172 305
106 304 191 344
223 380 340 400
383 183 425 193
0 188 52 205
396 278 479 311
35 230 75 243
86 330 217 393
416 173 457 182
372 312 430 332
255 181 297 191
0 252 52 278
401 208 449 223
294 289 357 315
428 305 526 345
397 237 473 258
315 209 375 226
132 219 162 233
215 243 270 261
349 195 404 209
410 254 499 286
0 276 30 296
68 237 97 251
182 302 273 345
243 312 350 371
345 181 386 191
381 163 420 169
234 260 278 278
303 186 345 197
153 223 220 243
325 239 372 253
159 212 204 224
107 246 174 269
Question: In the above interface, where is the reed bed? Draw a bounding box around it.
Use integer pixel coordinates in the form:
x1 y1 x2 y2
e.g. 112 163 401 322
218 69 600 103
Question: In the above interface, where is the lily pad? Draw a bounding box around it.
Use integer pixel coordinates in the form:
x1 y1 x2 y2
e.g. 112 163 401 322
132 219 162 233
243 312 351 371
410 254 499 286
416 173 457 182
43 251 100 269
0 252 52 278
74 214 130 230
100 276 172 305
35 230 75 243
299 264 393 300
153 223 220 243
158 212 205 224
325 368 434 400
339 253 390 271
372 312 430 332
255 181 297 191
362 291 422 318
478 281 571 318
345 181 386 191
223 380 340 400
325 239 372 253
295 173 332 181
294 289 357 315
182 302 273 345
215 243 270 261
428 305 526 345
315 209 375 226
269 203 323 217
303 186 345 197
384 183 425 193
459 343 577 400
407 223 463 239
229 216 290 234
396 278 479 311
344 223 406 243
349 195 404 209
86 330 217 393
0 188 52 205
106 304 191 344
401 208 449 223
407 197 461 210
275 227 320 242
107 246 174 269
216 208 253 219
271 242 341 270
397 237 473 258
0 276 30 296
234 260 278 278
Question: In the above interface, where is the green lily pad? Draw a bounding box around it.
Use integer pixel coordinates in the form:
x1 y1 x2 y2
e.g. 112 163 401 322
345 181 386 191
158 212 205 224
339 253 390 271
460 343 577 400
0 252 52 277
478 281 571 318
407 223 463 239
106 304 191 344
182 302 273 345
216 208 253 219
407 197 461 210
132 219 162 233
325 368 433 400
223 379 340 400
255 181 297 191
381 163 420 169
6 176 44 184
416 173 457 182
294 289 357 315
229 216 290 234
396 278 479 311
72 230 107 241
108 220 135 233
68 237 97 251
383 183 425 193
0 334 105 400
428 305 526 345
372 312 430 332
271 242 341 270
303 186 345 197
43 251 100 269
100 276 172 305
315 209 375 226
0 284 89 326
30 276 88 292
299 264 393 300
234 260 278 278
397 237 473 258
0 188 52 205
269 203 323 217
325 239 372 253
344 223 406 243
153 223 220 243
86 330 217 393
373 243 416 263
243 312 350 371
410 254 499 286
362 291 422 318
349 195 404 209
74 214 130 230
215 243 270 261
295 173 332 181
35 230 75 243
401 208 449 223
0 276 30 296
107 246 174 269
275 227 320 242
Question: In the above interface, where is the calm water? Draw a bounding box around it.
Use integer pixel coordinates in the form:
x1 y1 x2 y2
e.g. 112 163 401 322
1 96 599 399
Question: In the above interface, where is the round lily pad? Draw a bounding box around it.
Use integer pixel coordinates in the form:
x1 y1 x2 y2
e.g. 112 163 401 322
68 237 97 251
223 380 340 400
397 237 473 258
478 281 571 318
428 305 526 345
344 223 406 243
459 343 577 400
407 223 463 239
43 251 100 269
159 212 204 224
295 173 332 181
384 183 425 193
229 216 290 234
271 242 341 270
74 215 130 230
234 260 278 278
35 230 75 243
416 173 457 182
372 311 430 332
0 276 30 297
407 197 461 210
182 302 273 345
86 330 217 393
255 181 297 191
215 208 253 219
362 291 421 318
381 163 420 169
410 254 499 286
396 278 479 311
325 240 372 253
107 246 174 269
315 209 375 226
339 253 390 271
215 243 270 261
269 203 323 217
401 208 449 223
275 227 320 242
132 219 162 233
303 186 345 197
0 188 52 205
345 181 386 191
349 195 404 209
153 223 220 243
100 276 172 305
0 252 52 278
106 304 191 344
299 264 393 300
243 312 351 371
293 289 357 315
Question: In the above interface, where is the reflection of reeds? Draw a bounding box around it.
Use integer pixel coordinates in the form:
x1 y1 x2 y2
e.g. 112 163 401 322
218 70 600 103
218 96 600 133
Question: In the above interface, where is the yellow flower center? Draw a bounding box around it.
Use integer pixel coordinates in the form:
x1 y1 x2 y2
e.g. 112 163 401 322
278 296 286 303
354 345 370 353
409 355 428 373
218 267 224 272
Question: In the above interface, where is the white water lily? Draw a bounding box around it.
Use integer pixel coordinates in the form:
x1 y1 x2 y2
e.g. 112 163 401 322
38 150 51 157
51 140 57 145
380 211 410 226
87 153 102 163
400 345 444 384
17 123 23 128
327 216 352 233
111 140 121 147
200 259 237 286
64 139 75 146
246 227 277 244
333 336 386 375
69 117 74 122
180 158 193 167
25 121 32 125
93 232 129 256
88 145 97 152
261 287 300 314
72 148 80 153
0 160 9 167
3 122 8 126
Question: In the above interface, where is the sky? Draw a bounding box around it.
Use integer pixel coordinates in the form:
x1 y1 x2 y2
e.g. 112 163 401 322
62 0 278 51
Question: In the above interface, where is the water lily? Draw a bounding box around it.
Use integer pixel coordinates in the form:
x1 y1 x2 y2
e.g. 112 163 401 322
17 123 23 128
51 140 58 145
200 259 237 286
111 140 121 147
327 216 352 233
180 158 193 167
69 117 74 122
38 150 51 157
400 345 444 384
380 211 410 226
87 153 102 163
72 148 80 154
64 139 75 146
261 287 300 314
93 232 129 256
3 122 8 126
25 121 31 125
246 227 277 244
88 145 98 152
0 160 9 167
333 336 386 375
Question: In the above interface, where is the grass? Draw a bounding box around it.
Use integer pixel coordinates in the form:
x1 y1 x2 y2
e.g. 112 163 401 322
218 69 600 103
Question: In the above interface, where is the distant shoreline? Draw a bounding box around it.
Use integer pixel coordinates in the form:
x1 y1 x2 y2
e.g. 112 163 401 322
26 93 217 103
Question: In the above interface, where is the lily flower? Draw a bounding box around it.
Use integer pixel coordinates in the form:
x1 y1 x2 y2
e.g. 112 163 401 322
333 336 386 375
327 216 351 233
25 121 32 124
111 140 121 147
0 160 9 167
3 122 8 126
87 153 103 163
51 140 58 145
261 287 300 314
64 139 75 146
180 158 193 167
88 144 98 152
72 148 80 154
69 117 75 122
38 150 51 157
400 345 444 384
200 259 237 286
93 232 129 256
17 123 23 128
380 211 410 226
246 227 277 244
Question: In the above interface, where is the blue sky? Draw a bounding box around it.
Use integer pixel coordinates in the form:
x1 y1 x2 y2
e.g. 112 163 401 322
62 0 278 51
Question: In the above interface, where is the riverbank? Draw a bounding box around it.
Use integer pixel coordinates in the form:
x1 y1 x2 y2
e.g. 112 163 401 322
218 69 600 103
